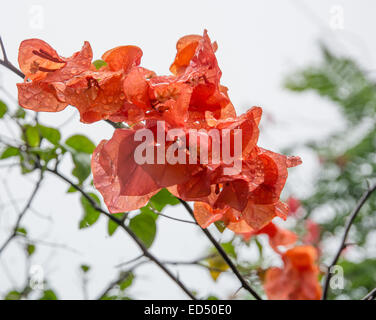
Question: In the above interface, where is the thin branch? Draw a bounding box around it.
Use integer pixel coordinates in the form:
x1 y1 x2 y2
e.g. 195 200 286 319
0 171 44 255
0 36 25 79
0 36 8 61
115 254 145 268
322 182 376 299
178 199 262 300
105 120 127 129
362 288 376 300
43 167 196 300
149 207 198 225
97 261 147 300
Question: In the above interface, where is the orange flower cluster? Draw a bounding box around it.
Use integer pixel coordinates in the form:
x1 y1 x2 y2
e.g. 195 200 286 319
17 31 301 233
264 245 322 300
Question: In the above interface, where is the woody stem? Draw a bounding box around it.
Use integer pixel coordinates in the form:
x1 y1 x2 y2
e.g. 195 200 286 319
179 199 262 300
321 182 376 299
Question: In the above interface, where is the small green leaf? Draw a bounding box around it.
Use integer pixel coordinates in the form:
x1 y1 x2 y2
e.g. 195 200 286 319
140 206 158 221
149 188 179 212
107 213 125 236
14 107 26 119
65 135 96 154
93 59 108 70
37 125 61 145
16 227 27 235
25 125 40 147
67 185 77 193
26 244 36 256
0 100 8 118
79 193 101 229
129 211 157 248
39 289 58 300
80 264 90 273
5 290 21 300
119 272 134 291
72 152 91 184
0 146 20 159
214 221 226 233
221 241 236 259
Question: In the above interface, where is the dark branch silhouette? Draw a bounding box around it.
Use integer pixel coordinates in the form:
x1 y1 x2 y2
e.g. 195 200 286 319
322 182 376 299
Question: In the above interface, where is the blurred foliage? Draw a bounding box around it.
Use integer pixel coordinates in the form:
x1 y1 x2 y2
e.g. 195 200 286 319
285 45 376 299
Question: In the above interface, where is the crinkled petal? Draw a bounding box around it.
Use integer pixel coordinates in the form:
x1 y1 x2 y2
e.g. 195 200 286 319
193 202 224 228
18 39 65 81
102 45 143 72
92 140 157 213
17 81 68 112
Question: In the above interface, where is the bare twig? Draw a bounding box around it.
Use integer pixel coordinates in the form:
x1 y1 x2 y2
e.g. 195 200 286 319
115 254 145 268
104 120 127 129
178 199 262 300
362 287 376 300
322 182 376 299
0 36 25 79
0 171 44 255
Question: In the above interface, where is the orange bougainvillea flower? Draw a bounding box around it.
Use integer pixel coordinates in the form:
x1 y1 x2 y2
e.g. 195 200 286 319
17 31 302 233
303 219 321 245
287 196 301 216
17 39 143 123
264 245 322 300
241 222 297 253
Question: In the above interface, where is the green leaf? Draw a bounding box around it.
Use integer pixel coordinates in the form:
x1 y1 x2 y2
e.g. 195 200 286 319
37 125 61 145
214 221 226 233
30 147 58 163
24 125 40 147
14 107 26 119
129 211 157 248
67 185 77 193
107 213 125 236
72 152 91 184
5 290 21 300
221 241 236 259
0 100 7 118
26 244 36 256
140 206 158 221
119 272 134 291
39 289 58 300
80 264 90 273
93 59 108 70
0 146 20 159
16 227 27 235
79 193 101 229
149 188 179 212
65 135 96 154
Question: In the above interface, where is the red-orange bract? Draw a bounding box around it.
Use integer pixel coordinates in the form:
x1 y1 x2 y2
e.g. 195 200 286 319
17 30 302 233
241 222 297 253
264 245 322 300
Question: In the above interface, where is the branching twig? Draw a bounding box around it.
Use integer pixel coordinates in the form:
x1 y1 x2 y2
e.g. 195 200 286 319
0 171 44 255
0 36 25 79
178 199 262 300
322 182 376 299
362 287 376 300
96 260 147 300
44 167 196 300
